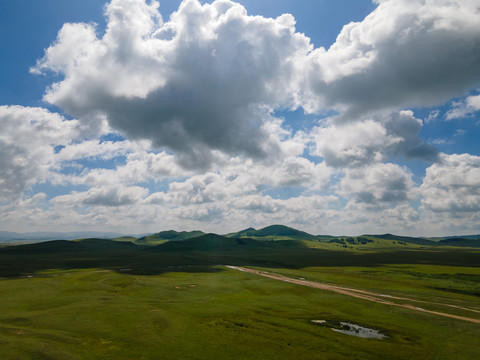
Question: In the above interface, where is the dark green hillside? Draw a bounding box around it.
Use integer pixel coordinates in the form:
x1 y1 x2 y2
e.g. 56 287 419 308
1 238 137 254
152 233 304 252
0 240 81 253
366 234 480 248
154 233 250 251
369 233 436 246
137 230 205 245
438 238 480 247
225 227 257 238
113 236 137 242
227 224 318 240
74 238 138 249
438 235 480 240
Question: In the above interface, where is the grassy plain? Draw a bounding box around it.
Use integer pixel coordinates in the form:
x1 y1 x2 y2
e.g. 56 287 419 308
0 235 479 359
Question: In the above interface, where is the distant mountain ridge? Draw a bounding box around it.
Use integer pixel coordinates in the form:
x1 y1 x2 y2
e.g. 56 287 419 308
2 226 480 248
0 238 137 253
0 231 147 242
152 233 304 252
437 235 480 240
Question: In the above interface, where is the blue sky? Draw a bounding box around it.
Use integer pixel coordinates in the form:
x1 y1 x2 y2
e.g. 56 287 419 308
1 0 480 236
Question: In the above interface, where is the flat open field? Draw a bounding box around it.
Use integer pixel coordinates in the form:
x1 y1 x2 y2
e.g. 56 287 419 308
0 238 479 359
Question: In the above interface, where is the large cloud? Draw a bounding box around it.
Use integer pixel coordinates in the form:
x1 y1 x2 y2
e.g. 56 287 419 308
310 110 438 167
52 185 149 207
32 0 311 168
32 0 480 169
304 0 480 118
0 106 79 201
421 153 480 213
339 162 416 207
56 151 191 188
145 154 330 206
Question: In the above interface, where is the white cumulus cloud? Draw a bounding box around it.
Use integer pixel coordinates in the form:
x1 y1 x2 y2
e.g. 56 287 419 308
310 110 438 167
0 106 79 201
32 0 312 168
421 153 480 213
340 162 416 208
304 0 480 118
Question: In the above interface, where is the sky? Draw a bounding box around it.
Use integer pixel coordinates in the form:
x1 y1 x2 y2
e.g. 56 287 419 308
1 0 480 236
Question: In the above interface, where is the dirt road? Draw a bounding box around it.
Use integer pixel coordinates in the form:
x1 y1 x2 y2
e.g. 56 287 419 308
225 265 480 325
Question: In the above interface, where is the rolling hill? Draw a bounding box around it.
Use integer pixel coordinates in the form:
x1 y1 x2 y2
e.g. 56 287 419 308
226 224 319 240
152 233 304 252
0 238 138 253
2 225 480 252
367 233 436 246
437 237 480 247
0 230 136 242
136 230 205 245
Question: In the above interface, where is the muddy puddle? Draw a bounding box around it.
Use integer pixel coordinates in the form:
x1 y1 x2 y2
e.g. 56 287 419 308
311 320 387 339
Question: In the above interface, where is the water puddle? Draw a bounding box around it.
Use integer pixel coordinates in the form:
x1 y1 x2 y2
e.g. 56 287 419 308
311 320 387 339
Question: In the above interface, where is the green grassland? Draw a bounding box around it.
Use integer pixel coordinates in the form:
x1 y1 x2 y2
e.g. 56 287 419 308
0 227 479 359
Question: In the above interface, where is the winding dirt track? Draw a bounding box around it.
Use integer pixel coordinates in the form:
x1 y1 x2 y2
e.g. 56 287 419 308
225 266 480 325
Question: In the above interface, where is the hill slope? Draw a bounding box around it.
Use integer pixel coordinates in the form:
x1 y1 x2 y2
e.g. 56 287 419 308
368 233 436 246
152 233 304 252
437 238 480 247
0 238 138 254
136 230 205 245
227 225 318 240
